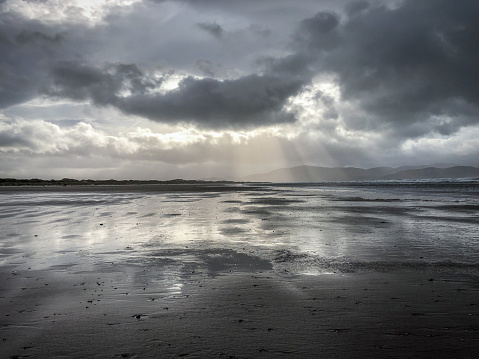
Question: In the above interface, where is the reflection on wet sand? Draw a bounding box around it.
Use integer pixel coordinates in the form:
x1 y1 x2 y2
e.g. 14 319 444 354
1 183 479 357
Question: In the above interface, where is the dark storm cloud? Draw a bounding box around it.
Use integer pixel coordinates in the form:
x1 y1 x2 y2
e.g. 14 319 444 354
117 74 302 128
294 0 479 136
0 0 308 129
48 61 161 104
0 12 66 108
3 0 479 135
257 53 312 79
49 61 303 128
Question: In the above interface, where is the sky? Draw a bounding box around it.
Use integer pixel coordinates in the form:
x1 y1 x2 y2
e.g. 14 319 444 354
1 0 479 180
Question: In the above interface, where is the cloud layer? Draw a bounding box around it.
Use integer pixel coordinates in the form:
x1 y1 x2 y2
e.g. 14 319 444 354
1 0 479 178
3 0 479 133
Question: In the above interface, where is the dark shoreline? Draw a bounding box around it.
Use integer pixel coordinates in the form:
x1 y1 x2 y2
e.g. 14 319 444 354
0 178 238 186
0 183 266 193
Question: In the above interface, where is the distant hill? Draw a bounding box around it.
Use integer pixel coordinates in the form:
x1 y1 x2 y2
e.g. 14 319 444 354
383 166 479 180
244 165 479 182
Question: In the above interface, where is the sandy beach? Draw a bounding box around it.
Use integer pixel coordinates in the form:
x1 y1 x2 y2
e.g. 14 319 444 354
1 182 479 358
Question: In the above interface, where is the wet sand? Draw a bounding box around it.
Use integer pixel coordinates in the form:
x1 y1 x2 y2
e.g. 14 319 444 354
2 268 479 358
1 183 479 358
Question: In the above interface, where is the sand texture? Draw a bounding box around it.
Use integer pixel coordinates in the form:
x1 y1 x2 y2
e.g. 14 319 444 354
1 183 479 358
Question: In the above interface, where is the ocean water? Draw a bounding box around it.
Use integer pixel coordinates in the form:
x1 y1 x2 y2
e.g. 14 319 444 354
1 180 478 288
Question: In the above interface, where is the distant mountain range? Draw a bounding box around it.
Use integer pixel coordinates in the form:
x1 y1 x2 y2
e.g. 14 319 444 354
244 165 479 182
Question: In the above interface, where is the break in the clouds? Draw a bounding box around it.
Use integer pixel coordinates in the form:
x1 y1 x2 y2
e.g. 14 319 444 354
1 0 479 179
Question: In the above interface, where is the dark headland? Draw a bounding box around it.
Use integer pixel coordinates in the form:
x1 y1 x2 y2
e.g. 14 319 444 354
0 178 235 186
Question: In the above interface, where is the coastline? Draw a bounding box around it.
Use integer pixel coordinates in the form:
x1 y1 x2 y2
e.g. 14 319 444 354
0 183 263 193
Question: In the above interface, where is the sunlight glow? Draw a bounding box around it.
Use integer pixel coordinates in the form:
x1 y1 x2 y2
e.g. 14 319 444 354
159 74 184 93
284 75 341 132
3 0 142 24
401 125 479 156
14 98 90 108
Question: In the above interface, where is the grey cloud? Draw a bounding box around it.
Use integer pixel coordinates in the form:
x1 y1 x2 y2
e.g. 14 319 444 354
344 0 369 17
196 59 217 77
48 62 160 105
19 0 48 3
314 91 338 120
295 0 479 137
257 53 312 79
48 61 303 129
151 0 347 16
4 0 479 138
0 119 54 152
0 13 68 108
0 130 32 148
300 11 339 35
0 66 35 108
197 22 224 39
1 1 309 129
16 30 64 44
117 74 302 128
294 11 340 52
0 116 378 170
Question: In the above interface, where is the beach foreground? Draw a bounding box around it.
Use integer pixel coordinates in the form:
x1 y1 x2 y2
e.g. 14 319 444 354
1 183 478 358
